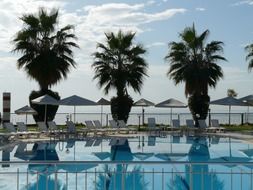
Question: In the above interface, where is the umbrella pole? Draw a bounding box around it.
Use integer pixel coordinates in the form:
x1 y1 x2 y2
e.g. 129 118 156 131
44 105 47 123
142 107 144 125
26 114 27 125
74 106 76 123
229 105 231 125
247 106 249 124
170 108 172 126
101 105 103 126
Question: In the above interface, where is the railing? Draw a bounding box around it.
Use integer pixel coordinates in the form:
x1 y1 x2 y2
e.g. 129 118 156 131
0 161 253 190
10 112 253 126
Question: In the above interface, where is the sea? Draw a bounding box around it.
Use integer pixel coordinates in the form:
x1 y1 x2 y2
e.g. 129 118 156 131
10 111 253 126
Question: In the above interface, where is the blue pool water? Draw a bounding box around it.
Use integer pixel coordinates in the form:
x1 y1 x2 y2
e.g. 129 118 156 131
0 135 253 190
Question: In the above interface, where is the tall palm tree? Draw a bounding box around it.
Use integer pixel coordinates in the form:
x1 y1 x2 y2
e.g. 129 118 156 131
92 30 148 122
12 8 79 121
166 24 226 123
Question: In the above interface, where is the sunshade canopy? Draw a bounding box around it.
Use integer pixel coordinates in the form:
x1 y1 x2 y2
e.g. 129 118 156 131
15 105 37 115
58 95 97 106
155 98 187 108
31 94 59 105
210 96 248 106
239 95 253 106
97 98 110 105
133 98 155 107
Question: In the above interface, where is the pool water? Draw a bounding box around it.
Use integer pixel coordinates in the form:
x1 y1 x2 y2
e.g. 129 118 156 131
0 135 253 190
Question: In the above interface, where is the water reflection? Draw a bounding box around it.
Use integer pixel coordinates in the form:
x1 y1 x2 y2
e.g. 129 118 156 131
168 137 224 190
96 139 148 190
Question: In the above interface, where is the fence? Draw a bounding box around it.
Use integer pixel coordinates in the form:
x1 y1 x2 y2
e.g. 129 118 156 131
0 161 253 190
10 112 253 126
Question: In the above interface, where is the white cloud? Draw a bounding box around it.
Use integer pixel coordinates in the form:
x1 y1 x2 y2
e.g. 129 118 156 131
58 3 186 66
0 0 67 52
147 42 167 48
0 1 187 110
231 0 253 6
195 7 206 11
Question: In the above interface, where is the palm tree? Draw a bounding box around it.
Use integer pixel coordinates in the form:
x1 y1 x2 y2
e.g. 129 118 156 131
12 8 79 121
245 43 253 70
227 89 238 97
92 30 148 122
166 24 226 124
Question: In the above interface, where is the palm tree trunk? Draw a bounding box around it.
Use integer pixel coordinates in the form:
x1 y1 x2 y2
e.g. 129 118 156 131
188 94 210 127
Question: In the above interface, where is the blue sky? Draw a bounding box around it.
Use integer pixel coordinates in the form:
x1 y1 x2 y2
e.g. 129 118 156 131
0 0 253 113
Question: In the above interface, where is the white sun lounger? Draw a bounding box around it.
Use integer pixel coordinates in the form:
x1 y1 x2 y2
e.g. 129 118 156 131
4 122 17 133
172 119 180 129
66 121 87 137
47 121 58 131
211 119 226 133
47 121 65 136
93 120 107 135
17 122 40 138
198 119 215 133
37 122 48 133
147 118 160 135
109 120 120 133
118 120 137 134
186 119 197 135
85 120 98 134
4 122 27 138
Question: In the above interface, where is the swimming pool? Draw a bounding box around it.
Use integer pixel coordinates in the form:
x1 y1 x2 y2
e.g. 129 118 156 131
0 135 253 190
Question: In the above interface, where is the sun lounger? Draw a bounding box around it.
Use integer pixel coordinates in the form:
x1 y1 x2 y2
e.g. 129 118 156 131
198 120 209 132
186 119 197 135
198 119 218 133
4 122 26 138
85 120 98 134
172 119 180 129
171 119 181 133
186 119 195 129
109 120 120 133
17 122 40 137
93 120 107 135
211 119 226 133
84 120 102 135
148 118 160 135
118 120 137 134
66 121 78 137
66 121 87 137
47 121 58 131
37 122 48 132
47 121 65 136
118 120 132 134
4 122 17 133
